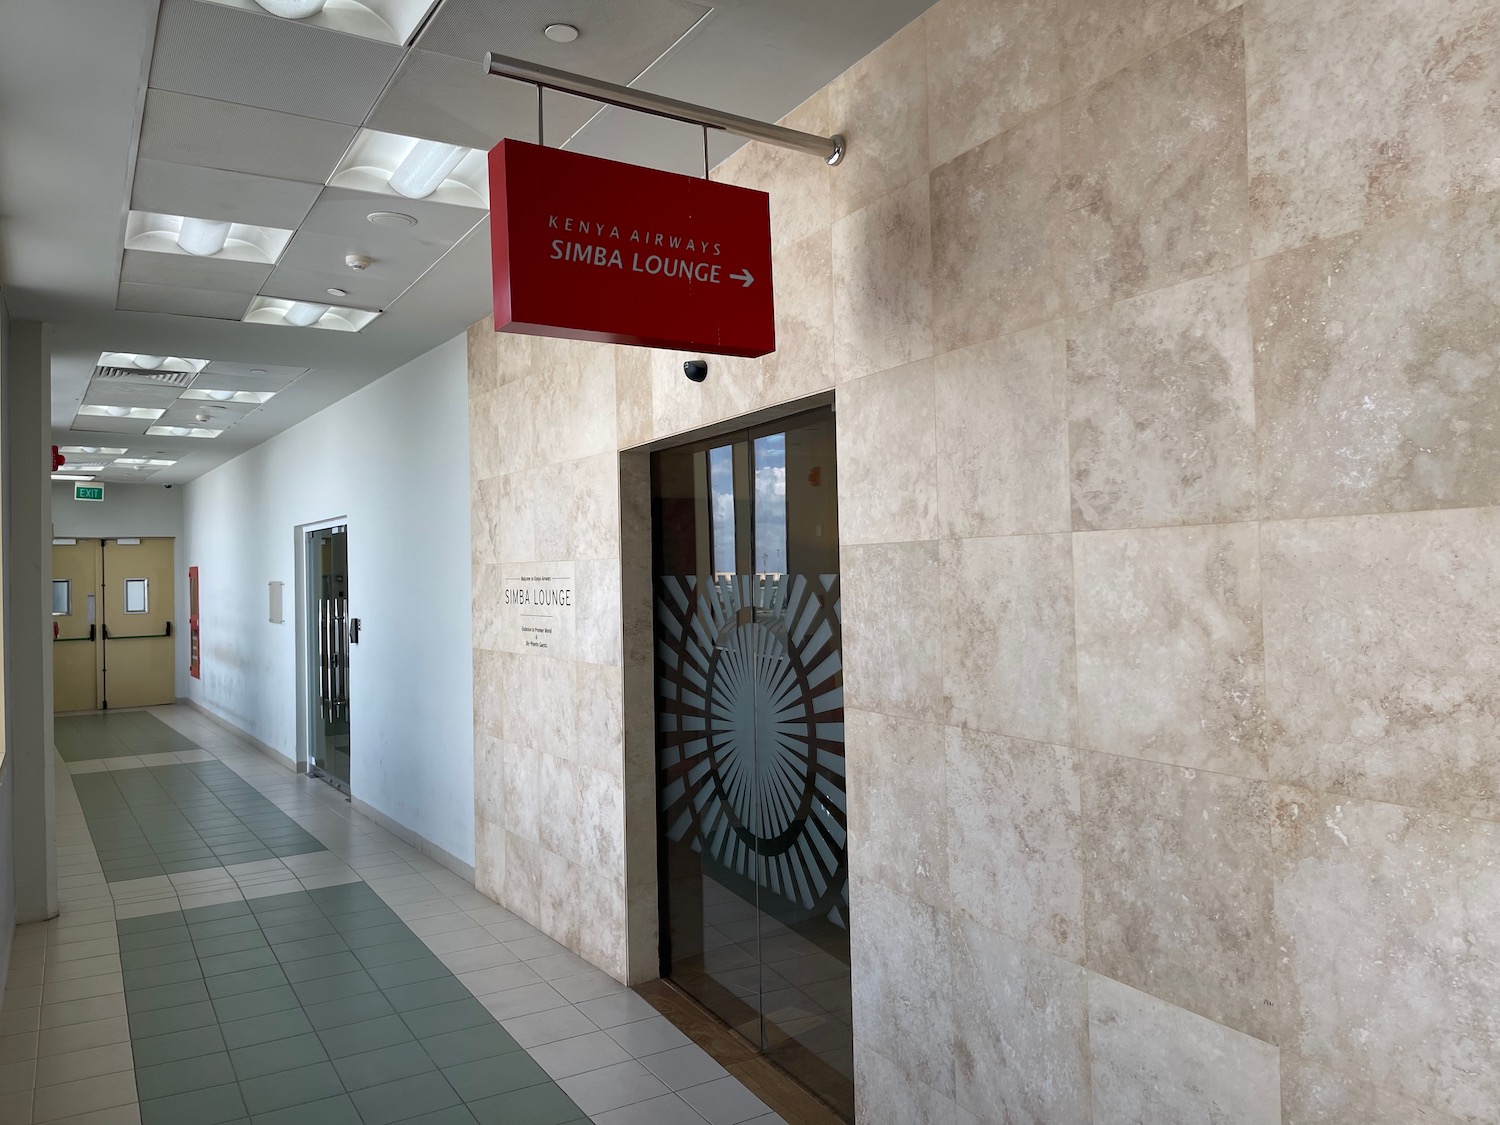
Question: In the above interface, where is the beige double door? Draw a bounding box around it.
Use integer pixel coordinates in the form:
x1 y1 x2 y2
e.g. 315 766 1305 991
52 537 176 712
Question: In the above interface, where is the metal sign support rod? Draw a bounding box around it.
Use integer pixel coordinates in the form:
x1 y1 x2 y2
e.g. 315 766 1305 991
484 51 847 166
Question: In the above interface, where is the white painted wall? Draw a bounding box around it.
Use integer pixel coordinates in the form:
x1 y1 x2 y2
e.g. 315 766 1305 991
51 482 183 539
183 334 474 865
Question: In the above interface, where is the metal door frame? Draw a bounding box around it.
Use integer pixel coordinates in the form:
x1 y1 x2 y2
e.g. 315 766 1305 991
297 516 351 789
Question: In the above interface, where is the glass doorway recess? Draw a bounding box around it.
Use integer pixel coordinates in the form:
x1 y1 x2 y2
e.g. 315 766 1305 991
652 406 853 1120
308 524 351 791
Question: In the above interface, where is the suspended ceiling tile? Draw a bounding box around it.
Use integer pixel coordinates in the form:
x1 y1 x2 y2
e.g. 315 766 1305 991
139 90 358 183
67 416 154 435
415 0 711 78
262 240 411 309
301 187 486 247
367 48 597 150
132 159 324 230
121 249 275 295
157 400 257 426
150 0 405 125
82 381 185 409
197 361 307 389
116 281 255 320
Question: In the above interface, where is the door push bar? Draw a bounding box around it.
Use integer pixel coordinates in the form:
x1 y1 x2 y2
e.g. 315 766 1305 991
103 622 173 640
53 624 97 643
484 51 847 166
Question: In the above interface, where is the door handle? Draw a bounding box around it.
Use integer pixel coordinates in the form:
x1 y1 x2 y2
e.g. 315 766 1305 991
349 618 361 644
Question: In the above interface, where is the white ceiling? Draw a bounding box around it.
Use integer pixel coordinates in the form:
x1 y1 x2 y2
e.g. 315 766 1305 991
1 0 938 484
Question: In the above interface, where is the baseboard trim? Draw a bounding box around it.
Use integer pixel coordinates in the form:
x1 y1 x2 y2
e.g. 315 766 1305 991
351 797 476 884
179 697 302 775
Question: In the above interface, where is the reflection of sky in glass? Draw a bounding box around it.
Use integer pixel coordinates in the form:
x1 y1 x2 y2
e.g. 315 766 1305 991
709 445 735 574
754 433 787 574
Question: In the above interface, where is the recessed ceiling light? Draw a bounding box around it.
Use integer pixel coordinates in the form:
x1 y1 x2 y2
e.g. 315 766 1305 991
366 211 417 228
252 0 327 17
79 405 167 421
284 302 330 327
131 355 168 369
177 218 231 257
52 474 97 482
146 425 222 439
389 140 466 200
545 23 580 42
327 287 349 297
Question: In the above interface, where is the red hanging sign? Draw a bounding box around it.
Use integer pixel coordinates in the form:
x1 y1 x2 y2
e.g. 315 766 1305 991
488 140 776 358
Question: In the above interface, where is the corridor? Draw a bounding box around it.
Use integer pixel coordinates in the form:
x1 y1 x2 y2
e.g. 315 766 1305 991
1 708 783 1125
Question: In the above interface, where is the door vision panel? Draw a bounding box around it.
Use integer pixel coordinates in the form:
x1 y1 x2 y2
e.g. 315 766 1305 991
652 406 853 1119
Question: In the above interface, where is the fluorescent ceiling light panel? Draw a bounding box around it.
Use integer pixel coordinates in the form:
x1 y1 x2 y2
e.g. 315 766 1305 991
330 130 487 208
177 217 233 256
146 426 223 439
52 474 97 482
199 0 432 44
65 463 108 472
59 446 128 455
115 458 178 467
244 296 379 332
78 405 167 421
180 389 276 404
98 353 210 373
126 212 294 264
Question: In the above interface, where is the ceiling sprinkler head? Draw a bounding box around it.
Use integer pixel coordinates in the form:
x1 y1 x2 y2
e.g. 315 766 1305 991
195 412 212 424
345 254 372 271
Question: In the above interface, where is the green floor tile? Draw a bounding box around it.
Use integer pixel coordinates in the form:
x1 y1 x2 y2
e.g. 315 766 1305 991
261 919 338 945
117 911 185 936
201 947 281 977
120 928 191 953
349 1071 463 1125
229 1032 329 1081
128 978 212 1013
273 935 350 964
136 1050 237 1100
281 952 363 983
254 905 325 929
132 1024 228 1068
123 960 204 991
212 984 301 1024
127 999 219 1039
328 907 403 932
467 1083 583 1125
207 965 291 999
240 1061 345 1115
290 970 380 1008
194 930 270 958
383 977 473 1014
442 1051 552 1102
330 1040 437 1091
304 991 395 1031
392 1106 479 1125
400 998 493 1040
418 1024 521 1069
316 1014 416 1059
248 1092 362 1125
139 1082 247 1125
220 1007 316 1050
185 901 253 924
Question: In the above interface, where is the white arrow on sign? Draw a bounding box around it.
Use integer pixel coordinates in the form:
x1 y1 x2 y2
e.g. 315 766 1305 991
730 268 755 288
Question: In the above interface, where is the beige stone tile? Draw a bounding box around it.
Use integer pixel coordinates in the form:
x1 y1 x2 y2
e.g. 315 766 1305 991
1058 0 1239 95
1075 523 1267 778
538 756 624 878
1277 1050 1471 1125
574 662 624 780
471 476 501 566
572 451 622 563
575 557 623 667
1252 195 1500 520
474 732 505 826
537 849 627 983
1246 0 1500 257
472 648 505 740
501 832 544 928
502 740 543 845
468 315 500 397
935 323 1070 539
841 541 943 723
472 814 505 908
1088 973 1280 1125
615 347 653 450
854 1041 978 1125
1262 508 1500 821
34 1041 134 1087
1082 753 1276 1041
1061 10 1248 312
491 378 537 477
760 230 836 407
531 460 576 563
836 364 938 545
846 709 948 910
531 339 618 464
714 90 833 252
941 534 1076 746
950 919 1090 1124
30 1069 136 1122
832 178 933 383
1272 789 1500 1123
927 0 1061 168
829 18 928 220
945 728 1083 961
849 877 953 1098
471 563 504 652
1067 267 1256 529
496 471 538 565
469 388 503 482
930 109 1062 353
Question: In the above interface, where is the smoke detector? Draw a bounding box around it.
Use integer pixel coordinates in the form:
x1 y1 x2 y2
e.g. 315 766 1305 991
346 254 372 271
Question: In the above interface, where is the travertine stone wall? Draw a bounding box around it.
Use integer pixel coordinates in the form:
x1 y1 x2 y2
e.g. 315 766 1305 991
469 0 1500 1119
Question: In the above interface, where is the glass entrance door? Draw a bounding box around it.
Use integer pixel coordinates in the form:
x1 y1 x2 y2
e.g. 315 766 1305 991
308 525 351 791
653 406 852 1119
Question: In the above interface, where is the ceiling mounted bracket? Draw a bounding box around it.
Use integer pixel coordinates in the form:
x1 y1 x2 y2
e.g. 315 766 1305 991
484 51 847 166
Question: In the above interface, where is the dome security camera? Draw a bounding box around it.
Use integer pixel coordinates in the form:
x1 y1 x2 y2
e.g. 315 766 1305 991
683 360 708 383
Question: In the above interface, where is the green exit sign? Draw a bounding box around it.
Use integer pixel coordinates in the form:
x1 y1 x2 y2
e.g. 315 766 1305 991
74 485 104 502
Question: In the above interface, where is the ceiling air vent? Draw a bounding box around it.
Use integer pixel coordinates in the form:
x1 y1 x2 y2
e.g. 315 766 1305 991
92 366 196 388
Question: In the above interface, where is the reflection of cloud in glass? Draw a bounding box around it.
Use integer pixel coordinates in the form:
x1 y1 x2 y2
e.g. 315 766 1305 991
709 446 736 574
755 434 787 574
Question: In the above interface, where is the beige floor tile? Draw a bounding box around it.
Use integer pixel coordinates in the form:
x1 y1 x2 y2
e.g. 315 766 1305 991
0 1007 40 1037
46 1104 140 1125
41 974 122 1006
0 1058 36 1093
35 1041 134 1088
38 994 126 1031
0 1033 37 1063
44 923 115 948
3 986 41 1010
37 1017 130 1058
4 966 42 990
0 1089 32 1124
31 1069 136 1122
41 956 119 985
44 940 116 965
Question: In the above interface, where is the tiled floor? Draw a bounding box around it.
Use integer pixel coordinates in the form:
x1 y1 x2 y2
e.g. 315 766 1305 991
1 707 786 1125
